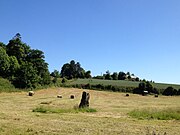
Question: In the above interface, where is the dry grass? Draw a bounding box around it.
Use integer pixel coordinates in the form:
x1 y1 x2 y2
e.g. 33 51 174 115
0 88 180 135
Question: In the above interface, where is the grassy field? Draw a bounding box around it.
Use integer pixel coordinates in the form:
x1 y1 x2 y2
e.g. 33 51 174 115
0 88 180 135
70 79 180 90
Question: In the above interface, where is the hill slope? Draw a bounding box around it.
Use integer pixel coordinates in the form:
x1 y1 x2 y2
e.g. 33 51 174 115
70 79 180 90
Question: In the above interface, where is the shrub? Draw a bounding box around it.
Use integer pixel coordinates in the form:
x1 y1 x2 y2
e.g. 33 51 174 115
105 85 112 90
94 84 101 89
150 88 159 94
162 86 177 96
133 87 143 94
62 77 68 83
178 89 180 95
84 83 91 89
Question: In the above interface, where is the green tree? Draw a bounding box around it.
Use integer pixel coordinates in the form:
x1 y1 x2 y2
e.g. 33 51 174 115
135 77 140 81
60 60 89 79
27 49 51 86
146 81 153 93
61 63 72 79
111 72 118 80
51 70 60 78
105 70 112 80
85 70 91 78
118 72 126 80
3 33 51 88
126 72 130 76
162 86 177 96
0 47 10 77
6 35 30 64
13 62 39 88
7 56 20 80
0 42 6 49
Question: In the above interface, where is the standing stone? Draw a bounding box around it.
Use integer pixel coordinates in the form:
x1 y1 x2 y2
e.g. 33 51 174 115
79 91 90 108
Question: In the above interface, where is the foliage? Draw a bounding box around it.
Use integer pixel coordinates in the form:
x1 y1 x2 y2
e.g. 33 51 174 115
85 70 91 78
104 70 112 80
13 62 39 88
118 72 126 80
0 33 51 89
93 71 139 81
0 77 16 92
50 70 60 78
162 86 178 96
133 81 159 95
93 75 104 79
67 79 180 95
68 82 135 93
60 60 91 79
129 108 180 120
52 77 58 84
62 77 68 83
0 47 10 77
111 72 118 80
0 42 6 49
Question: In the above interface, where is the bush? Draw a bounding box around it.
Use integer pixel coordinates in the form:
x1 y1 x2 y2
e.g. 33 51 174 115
0 77 16 92
62 77 68 83
105 85 112 90
83 83 91 89
150 88 159 94
133 87 143 94
162 86 177 96
96 84 104 90
178 89 180 95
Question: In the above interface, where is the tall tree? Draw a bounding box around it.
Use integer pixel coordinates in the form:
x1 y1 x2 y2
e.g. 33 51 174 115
7 56 20 80
111 72 118 80
13 62 39 88
0 47 10 77
85 70 91 78
118 72 126 80
105 70 112 80
60 60 90 79
1 33 51 88
6 35 30 64
0 42 6 49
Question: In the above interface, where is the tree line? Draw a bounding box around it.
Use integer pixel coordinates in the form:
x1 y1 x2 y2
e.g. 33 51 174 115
0 33 51 88
1 33 179 96
0 33 92 88
93 71 140 81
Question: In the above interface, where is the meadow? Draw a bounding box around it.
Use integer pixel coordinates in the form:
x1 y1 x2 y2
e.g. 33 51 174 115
0 88 179 135
70 79 180 90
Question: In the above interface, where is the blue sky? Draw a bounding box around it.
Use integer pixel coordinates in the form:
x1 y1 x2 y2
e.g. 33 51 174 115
1 0 180 84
